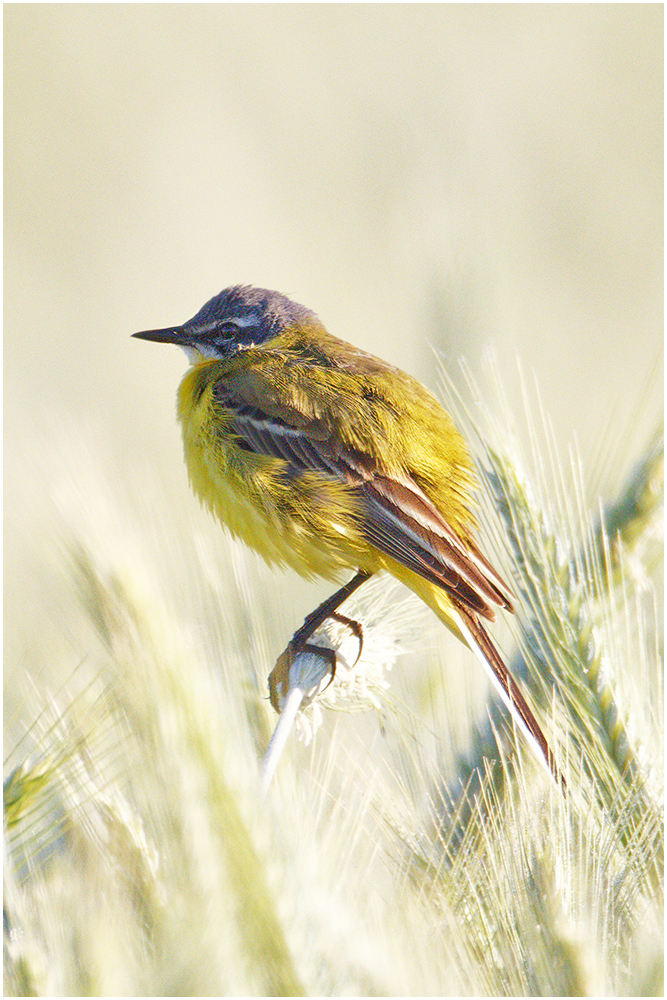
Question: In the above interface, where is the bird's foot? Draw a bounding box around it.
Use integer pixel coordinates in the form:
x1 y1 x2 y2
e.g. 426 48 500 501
268 612 364 712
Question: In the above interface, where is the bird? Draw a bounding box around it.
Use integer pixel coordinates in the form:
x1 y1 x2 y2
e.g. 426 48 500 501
133 284 560 785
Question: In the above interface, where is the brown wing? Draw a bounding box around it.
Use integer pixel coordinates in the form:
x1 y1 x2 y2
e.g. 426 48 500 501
226 399 513 621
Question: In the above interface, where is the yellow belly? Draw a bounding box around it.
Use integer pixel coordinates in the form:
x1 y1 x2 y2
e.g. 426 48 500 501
177 367 376 580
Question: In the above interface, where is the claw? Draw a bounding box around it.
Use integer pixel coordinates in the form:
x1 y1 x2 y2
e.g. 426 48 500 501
268 642 337 712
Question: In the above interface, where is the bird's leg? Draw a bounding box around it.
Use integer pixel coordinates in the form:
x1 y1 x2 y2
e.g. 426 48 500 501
269 571 372 711
291 571 372 652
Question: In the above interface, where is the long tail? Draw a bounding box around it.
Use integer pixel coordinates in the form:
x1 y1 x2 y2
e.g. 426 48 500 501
400 567 564 788
451 604 564 789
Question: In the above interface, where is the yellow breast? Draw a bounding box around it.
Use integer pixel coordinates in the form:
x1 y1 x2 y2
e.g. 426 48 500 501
176 361 376 580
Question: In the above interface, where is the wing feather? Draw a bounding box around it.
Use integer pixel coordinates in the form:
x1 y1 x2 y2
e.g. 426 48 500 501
218 386 513 620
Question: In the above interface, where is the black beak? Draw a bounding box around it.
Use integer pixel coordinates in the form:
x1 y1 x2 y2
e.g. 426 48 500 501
132 326 188 345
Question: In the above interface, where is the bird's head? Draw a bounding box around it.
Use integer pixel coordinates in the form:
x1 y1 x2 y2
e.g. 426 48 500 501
132 285 320 363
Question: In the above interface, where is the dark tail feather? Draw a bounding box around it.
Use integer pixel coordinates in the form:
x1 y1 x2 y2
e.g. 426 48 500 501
457 607 565 791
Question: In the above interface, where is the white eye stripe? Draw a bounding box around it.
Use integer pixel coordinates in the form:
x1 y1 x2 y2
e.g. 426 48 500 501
228 314 259 328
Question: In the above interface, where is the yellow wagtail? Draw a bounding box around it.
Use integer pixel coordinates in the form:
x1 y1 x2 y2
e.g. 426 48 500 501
133 285 561 785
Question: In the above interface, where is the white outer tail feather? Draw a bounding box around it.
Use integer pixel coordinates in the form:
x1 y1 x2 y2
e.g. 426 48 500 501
450 606 555 782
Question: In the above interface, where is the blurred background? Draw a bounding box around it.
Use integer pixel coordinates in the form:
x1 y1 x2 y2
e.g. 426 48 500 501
5 5 662 667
